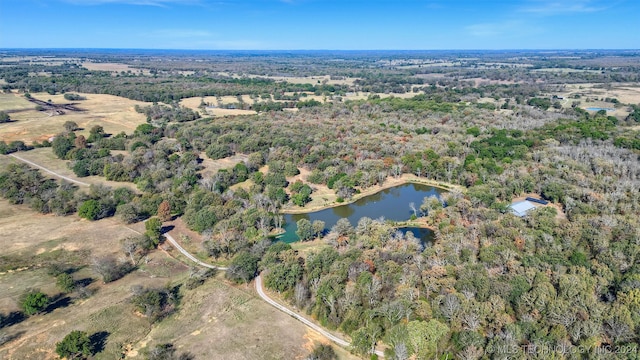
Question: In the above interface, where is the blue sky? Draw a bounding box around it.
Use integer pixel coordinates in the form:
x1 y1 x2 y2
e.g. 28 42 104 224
1 0 638 50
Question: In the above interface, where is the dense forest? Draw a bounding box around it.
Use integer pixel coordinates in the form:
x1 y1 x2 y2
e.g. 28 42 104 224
1 50 640 359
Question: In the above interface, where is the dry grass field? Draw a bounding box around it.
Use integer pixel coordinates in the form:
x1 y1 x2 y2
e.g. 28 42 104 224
180 96 258 117
128 279 307 360
551 82 640 117
0 200 138 258
0 93 35 113
0 198 352 359
0 93 149 144
198 153 248 179
532 68 602 74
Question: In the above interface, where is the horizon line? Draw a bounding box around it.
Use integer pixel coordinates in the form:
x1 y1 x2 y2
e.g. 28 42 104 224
2 47 640 52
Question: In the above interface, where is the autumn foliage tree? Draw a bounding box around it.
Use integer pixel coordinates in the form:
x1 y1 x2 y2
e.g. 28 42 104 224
157 200 171 222
74 135 87 149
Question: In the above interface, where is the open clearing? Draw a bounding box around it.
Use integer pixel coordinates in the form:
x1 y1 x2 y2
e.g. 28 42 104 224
129 278 311 360
0 199 138 257
180 96 258 116
552 82 640 117
0 93 149 144
0 93 35 113
198 153 248 179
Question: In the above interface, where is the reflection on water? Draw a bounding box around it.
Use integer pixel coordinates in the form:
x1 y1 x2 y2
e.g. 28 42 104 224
279 183 443 243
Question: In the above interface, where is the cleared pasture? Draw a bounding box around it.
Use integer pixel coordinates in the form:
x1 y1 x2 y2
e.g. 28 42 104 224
552 82 640 117
198 153 248 179
0 198 342 359
127 279 311 360
0 93 149 144
0 93 35 112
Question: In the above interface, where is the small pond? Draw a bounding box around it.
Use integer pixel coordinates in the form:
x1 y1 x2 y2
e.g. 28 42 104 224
585 107 615 112
278 183 444 244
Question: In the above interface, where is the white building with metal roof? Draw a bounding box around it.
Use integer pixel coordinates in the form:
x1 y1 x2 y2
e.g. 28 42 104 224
510 200 537 217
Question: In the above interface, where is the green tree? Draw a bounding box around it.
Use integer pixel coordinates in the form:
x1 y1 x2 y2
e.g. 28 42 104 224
265 263 302 292
78 200 101 220
55 330 93 359
312 220 326 238
307 344 337 360
56 273 75 293
87 125 106 143
226 251 260 283
63 121 79 132
0 111 10 123
145 217 163 247
20 291 49 316
52 135 74 159
406 319 449 358
296 218 314 241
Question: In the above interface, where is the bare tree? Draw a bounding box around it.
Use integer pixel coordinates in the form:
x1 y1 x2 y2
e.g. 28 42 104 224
409 202 417 217
294 282 309 308
121 237 140 265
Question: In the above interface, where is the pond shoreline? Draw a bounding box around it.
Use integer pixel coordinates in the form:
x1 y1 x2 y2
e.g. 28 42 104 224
280 174 459 215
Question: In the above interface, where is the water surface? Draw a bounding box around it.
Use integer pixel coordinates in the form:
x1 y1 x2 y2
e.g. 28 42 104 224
279 183 443 243
585 107 614 112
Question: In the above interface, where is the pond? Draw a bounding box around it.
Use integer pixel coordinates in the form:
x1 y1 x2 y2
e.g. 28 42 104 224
585 107 615 112
278 183 444 244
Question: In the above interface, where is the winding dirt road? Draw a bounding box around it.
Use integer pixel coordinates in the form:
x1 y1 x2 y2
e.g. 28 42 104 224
9 153 90 186
255 274 348 345
165 232 388 355
5 154 384 357
163 232 228 271
163 230 386 355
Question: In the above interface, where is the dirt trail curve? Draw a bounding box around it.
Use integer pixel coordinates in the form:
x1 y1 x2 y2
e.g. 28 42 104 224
4 153 382 356
165 232 385 357
163 232 228 271
9 153 90 186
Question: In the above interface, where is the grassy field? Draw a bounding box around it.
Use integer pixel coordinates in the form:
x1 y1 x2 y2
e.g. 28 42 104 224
0 93 149 144
0 199 352 359
553 82 640 117
0 198 171 359
198 153 248 179
0 93 35 112
128 278 309 360
0 199 138 258
217 72 359 86
179 96 258 117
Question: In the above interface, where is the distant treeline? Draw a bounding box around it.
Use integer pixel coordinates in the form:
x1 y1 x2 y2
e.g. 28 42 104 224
0 64 349 102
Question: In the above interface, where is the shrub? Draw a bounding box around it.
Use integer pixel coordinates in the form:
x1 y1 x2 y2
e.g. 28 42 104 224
63 93 86 101
55 330 93 359
19 291 49 316
56 273 75 293
0 111 10 123
78 200 101 220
